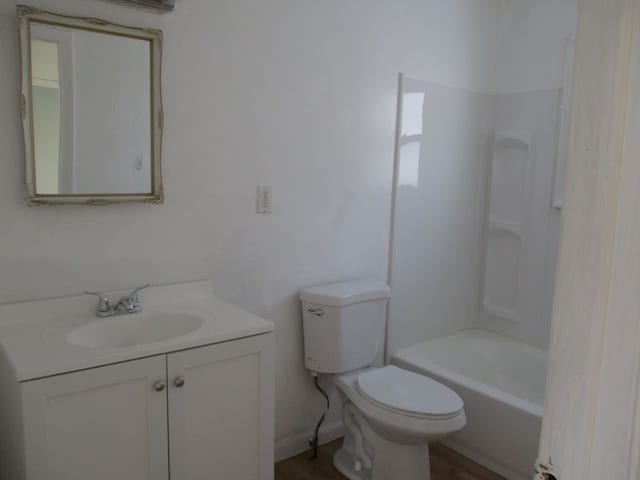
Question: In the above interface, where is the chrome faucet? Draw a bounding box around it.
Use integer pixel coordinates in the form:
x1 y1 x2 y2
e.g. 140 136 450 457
85 284 150 318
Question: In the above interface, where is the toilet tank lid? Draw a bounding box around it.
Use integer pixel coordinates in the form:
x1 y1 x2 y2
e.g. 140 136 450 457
300 280 390 307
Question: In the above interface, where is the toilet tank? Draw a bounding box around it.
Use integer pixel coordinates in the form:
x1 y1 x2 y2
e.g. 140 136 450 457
300 280 391 374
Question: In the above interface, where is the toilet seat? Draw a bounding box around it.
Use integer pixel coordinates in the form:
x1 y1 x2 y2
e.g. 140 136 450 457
335 366 466 447
356 366 463 420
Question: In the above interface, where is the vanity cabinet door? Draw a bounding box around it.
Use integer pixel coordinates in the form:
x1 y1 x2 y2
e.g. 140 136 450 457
21 356 169 480
167 333 275 480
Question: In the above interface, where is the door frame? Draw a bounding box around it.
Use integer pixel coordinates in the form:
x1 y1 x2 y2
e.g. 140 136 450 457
29 24 75 193
536 0 640 478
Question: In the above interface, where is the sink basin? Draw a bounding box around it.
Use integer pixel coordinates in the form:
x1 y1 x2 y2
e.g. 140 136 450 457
66 312 205 348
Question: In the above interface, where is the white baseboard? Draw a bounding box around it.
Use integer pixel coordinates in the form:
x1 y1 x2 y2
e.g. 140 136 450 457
275 420 344 462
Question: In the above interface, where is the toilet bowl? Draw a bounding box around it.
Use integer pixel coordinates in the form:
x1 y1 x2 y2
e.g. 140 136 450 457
300 280 467 480
333 366 466 480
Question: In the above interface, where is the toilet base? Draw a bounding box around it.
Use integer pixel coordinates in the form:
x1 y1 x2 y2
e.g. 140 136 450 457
334 442 432 480
333 412 432 480
334 447 371 480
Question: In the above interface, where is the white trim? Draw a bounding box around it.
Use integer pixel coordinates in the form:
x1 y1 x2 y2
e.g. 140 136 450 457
384 73 405 364
537 0 640 478
587 1 640 476
551 35 575 210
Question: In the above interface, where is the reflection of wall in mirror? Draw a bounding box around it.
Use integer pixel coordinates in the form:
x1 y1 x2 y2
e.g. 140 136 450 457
72 30 152 195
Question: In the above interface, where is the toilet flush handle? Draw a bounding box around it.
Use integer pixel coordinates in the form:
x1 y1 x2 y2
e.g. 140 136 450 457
307 308 324 317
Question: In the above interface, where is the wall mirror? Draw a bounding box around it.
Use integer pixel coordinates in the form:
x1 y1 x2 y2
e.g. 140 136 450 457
17 5 164 206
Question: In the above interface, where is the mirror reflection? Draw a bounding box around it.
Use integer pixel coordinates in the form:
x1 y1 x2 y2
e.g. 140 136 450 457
30 23 153 195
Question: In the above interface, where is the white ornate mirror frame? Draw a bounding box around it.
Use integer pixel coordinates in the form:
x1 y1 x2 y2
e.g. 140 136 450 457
17 5 164 206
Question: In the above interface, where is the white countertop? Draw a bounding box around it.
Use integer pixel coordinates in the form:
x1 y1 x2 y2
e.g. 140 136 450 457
0 281 275 381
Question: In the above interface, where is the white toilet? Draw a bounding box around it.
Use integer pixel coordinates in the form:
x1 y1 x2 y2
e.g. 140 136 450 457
300 280 466 480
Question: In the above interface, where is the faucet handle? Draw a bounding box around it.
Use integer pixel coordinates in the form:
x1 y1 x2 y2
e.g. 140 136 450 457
126 285 150 309
128 284 150 300
84 291 110 313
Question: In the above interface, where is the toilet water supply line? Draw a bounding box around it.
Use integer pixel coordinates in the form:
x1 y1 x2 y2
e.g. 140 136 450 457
309 371 330 460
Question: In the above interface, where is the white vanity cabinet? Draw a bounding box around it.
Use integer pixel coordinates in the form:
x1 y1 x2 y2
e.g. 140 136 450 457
167 335 275 479
22 355 170 480
15 333 274 480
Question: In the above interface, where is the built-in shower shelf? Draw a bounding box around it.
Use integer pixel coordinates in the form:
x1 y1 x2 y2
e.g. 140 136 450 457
483 130 532 323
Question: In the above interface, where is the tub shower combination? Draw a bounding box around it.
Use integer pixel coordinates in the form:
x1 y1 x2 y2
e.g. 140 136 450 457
393 330 546 480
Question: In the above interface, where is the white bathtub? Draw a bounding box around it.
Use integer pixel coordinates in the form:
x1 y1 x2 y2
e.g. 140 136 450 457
392 330 547 480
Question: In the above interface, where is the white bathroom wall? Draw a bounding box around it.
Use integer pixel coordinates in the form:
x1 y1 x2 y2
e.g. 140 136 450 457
495 0 579 94
0 0 498 458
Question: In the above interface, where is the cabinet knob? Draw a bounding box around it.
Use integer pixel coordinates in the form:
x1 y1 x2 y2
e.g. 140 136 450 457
153 380 166 392
174 376 185 388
